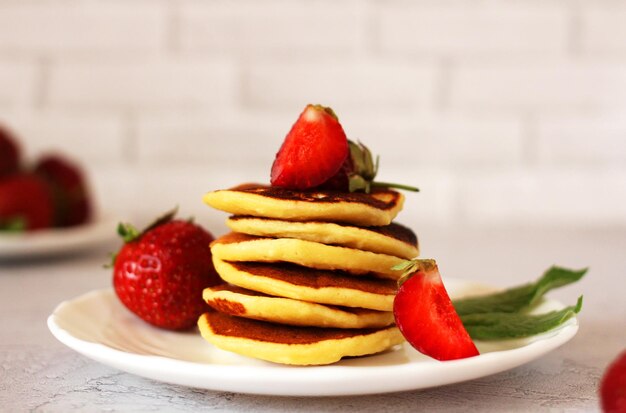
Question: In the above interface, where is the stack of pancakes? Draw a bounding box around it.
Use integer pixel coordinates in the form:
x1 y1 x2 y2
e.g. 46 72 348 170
198 183 419 365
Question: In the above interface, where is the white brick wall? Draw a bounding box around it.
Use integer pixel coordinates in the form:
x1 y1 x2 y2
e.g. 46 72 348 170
136 111 286 167
0 110 125 165
460 168 626 227
0 61 38 108
48 57 236 110
0 3 166 56
450 60 626 111
536 114 626 164
0 0 624 230
245 59 437 113
379 4 569 56
179 1 366 57
582 4 626 54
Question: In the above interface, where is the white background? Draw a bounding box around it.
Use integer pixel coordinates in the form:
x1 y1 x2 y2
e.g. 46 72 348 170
1 0 625 232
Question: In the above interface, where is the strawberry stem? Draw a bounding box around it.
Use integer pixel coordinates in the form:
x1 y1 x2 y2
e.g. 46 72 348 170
372 181 420 192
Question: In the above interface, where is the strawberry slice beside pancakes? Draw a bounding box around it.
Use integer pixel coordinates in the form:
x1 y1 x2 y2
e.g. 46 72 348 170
271 104 349 190
393 259 479 361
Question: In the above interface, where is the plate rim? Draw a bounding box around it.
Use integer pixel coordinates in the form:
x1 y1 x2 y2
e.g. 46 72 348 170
0 214 119 258
47 287 579 396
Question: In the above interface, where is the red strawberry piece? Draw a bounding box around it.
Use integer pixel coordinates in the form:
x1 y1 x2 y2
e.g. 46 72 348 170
317 154 354 192
270 104 349 190
0 125 21 178
601 350 626 413
0 173 55 231
34 154 92 227
393 260 479 361
112 211 221 330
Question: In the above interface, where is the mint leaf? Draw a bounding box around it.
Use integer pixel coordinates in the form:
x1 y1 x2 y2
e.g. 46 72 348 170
461 296 583 340
453 266 588 316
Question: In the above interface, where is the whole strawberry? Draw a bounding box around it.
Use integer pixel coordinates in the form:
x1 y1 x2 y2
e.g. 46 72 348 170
0 125 21 178
112 210 221 330
601 350 626 413
0 173 55 231
34 154 92 227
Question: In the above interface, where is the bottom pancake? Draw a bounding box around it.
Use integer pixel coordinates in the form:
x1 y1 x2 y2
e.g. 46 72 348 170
198 311 404 366
203 285 395 328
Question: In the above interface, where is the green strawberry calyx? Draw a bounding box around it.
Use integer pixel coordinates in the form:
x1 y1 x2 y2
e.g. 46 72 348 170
347 140 419 194
0 216 27 233
392 258 437 287
117 207 178 244
309 104 338 121
105 207 178 268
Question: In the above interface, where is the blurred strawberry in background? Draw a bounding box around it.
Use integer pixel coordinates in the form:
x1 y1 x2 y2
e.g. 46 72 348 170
35 155 92 227
0 126 21 178
0 123 93 232
0 173 55 231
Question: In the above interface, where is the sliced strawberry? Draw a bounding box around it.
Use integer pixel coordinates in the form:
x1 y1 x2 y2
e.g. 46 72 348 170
270 104 349 190
601 350 626 413
393 260 479 361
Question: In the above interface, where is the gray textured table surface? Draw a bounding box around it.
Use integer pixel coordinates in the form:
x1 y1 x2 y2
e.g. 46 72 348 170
1 227 624 412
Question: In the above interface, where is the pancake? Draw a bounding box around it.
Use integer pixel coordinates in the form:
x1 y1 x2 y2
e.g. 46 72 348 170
211 232 406 280
203 183 404 227
198 311 404 365
212 258 396 311
203 284 395 329
227 216 419 259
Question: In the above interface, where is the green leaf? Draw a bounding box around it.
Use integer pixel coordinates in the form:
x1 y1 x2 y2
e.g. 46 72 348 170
102 252 118 269
142 206 178 234
453 266 588 316
0 217 27 233
117 222 140 243
116 206 178 244
346 140 419 193
461 296 583 340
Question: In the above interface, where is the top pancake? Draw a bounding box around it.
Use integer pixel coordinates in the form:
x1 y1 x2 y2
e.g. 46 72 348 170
227 216 419 259
203 183 405 227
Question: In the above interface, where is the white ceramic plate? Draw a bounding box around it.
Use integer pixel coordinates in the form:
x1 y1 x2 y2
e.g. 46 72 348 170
47 281 579 396
0 215 118 260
